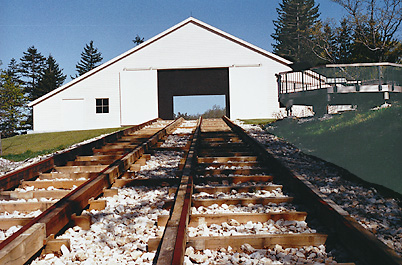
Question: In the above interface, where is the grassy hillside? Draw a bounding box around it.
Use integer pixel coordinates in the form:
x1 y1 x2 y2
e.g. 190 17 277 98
266 104 402 194
1 127 124 161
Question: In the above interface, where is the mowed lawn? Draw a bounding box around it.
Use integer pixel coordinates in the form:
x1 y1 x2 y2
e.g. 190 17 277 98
266 104 402 194
1 127 124 161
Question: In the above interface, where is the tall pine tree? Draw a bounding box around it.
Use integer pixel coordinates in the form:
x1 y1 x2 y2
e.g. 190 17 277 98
18 46 46 101
36 55 66 99
73 40 103 78
272 0 321 66
6 58 23 86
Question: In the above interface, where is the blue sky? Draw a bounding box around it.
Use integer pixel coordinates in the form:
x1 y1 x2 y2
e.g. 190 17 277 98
0 0 347 115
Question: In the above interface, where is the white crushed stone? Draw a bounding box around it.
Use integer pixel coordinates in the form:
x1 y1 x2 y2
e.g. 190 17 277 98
184 244 338 264
193 188 285 199
0 225 22 241
236 120 402 256
133 151 183 179
31 186 172 265
191 203 296 215
188 219 314 237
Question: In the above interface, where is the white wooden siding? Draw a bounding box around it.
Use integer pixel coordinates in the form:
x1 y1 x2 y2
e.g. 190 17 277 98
120 70 158 125
32 19 291 132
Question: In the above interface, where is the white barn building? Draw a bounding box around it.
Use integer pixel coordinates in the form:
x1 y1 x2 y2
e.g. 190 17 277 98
28 17 291 132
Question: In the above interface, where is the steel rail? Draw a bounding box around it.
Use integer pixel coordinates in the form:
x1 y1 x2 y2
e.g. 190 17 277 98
0 118 160 191
0 118 184 264
154 117 202 265
222 116 402 265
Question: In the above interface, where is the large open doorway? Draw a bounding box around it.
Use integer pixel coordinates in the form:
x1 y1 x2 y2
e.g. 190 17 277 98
157 68 230 119
173 95 226 119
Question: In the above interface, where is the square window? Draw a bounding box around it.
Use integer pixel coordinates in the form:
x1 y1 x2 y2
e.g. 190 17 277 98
96 98 109 113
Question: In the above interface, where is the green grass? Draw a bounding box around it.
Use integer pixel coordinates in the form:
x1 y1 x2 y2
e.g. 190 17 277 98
1 127 125 161
266 104 402 194
240 118 277 125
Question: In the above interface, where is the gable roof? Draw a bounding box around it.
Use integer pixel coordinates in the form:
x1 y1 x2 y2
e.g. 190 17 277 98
29 17 291 107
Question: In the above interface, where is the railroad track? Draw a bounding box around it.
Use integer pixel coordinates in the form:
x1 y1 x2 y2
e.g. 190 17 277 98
0 118 190 264
0 117 400 264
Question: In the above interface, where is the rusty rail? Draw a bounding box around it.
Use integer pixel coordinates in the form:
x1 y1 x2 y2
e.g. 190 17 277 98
0 118 160 191
155 117 201 265
0 118 184 264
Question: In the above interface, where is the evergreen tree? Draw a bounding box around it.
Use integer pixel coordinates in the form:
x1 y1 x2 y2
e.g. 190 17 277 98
73 40 103 78
18 46 46 101
36 55 66 98
336 19 353 63
272 0 321 66
0 71 26 137
6 58 23 86
132 35 144 46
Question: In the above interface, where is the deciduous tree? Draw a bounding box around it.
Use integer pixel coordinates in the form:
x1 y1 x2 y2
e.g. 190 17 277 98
332 0 402 62
0 72 26 137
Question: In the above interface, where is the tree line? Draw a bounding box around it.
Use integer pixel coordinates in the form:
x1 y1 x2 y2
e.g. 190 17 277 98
0 35 145 138
272 0 402 67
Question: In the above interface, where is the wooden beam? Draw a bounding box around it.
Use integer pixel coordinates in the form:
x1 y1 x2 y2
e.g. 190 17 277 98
0 218 34 230
38 172 98 180
192 197 293 207
197 156 258 163
197 168 269 176
0 190 70 200
194 175 274 185
198 161 260 168
157 212 307 227
0 201 54 213
53 165 106 173
0 223 45 265
194 184 282 194
187 233 328 250
21 180 86 189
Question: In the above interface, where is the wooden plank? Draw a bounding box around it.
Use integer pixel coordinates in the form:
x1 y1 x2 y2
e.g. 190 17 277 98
158 212 307 227
187 233 328 250
194 175 273 185
192 197 293 207
198 161 260 168
0 223 45 265
0 218 34 230
0 201 55 213
194 184 282 194
38 172 97 180
197 156 258 163
66 160 112 166
21 180 86 189
1 190 70 200
197 168 269 176
74 155 121 162
53 165 106 173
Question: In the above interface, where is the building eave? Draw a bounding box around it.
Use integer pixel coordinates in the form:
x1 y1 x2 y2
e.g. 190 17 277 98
28 17 291 107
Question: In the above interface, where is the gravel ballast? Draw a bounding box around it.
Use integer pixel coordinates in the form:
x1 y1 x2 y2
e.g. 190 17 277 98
236 121 402 256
